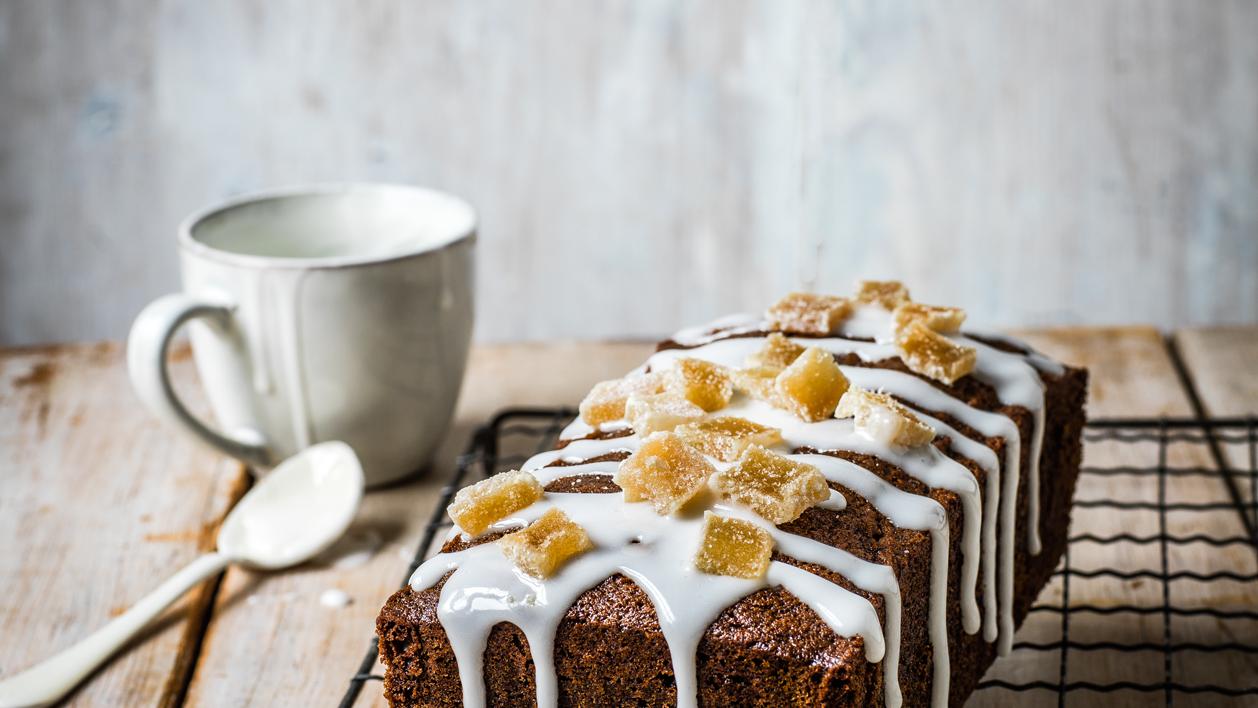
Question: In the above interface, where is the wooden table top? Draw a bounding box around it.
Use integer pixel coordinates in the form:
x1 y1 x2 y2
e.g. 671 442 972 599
1 327 1255 707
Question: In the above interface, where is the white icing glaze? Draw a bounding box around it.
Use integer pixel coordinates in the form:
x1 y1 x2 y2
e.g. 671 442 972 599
558 417 594 441
648 339 1005 640
669 312 763 346
708 395 982 641
500 427 943 707
963 329 1066 376
414 492 885 708
648 318 1049 655
790 453 947 708
913 410 1002 644
530 399 1001 704
816 489 848 511
670 310 1050 565
526 436 640 469
955 336 1047 556
836 304 901 342
420 306 1064 707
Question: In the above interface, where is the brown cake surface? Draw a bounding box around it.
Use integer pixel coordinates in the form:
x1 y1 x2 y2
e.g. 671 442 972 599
377 294 1088 708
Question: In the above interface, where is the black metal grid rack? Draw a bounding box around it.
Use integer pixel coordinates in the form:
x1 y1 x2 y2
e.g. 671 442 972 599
340 411 1258 707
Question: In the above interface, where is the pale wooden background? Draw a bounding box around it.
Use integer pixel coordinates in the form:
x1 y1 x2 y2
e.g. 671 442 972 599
2 0 1257 347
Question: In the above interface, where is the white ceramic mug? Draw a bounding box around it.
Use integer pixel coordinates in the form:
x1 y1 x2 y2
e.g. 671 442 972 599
127 184 475 487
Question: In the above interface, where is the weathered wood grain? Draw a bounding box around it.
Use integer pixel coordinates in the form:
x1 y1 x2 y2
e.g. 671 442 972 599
2 1 1258 347
1174 326 1258 418
0 343 245 706
1013 326 1192 419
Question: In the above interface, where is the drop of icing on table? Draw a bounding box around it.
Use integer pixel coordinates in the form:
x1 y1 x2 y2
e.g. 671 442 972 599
320 589 353 608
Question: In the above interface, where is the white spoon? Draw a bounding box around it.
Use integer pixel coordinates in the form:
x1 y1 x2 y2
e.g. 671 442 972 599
0 441 364 708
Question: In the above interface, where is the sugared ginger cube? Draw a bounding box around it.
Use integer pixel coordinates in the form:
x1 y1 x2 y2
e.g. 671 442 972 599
731 366 782 403
448 470 543 536
499 508 593 578
746 332 806 369
896 321 977 384
774 347 849 422
668 358 733 412
835 388 936 448
855 280 911 309
711 445 829 524
676 416 783 462
625 391 706 435
765 292 852 335
579 372 666 426
694 511 773 579
892 302 966 335
614 432 715 515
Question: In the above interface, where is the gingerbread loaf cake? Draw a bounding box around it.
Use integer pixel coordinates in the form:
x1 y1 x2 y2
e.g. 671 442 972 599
377 283 1088 707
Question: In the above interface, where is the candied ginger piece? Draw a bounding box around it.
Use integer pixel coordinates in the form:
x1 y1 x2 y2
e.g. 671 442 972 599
499 507 593 578
693 511 773 579
614 432 715 514
896 321 977 384
712 445 829 524
855 280 910 309
676 416 783 462
448 470 543 536
731 366 782 403
892 302 966 335
667 358 733 412
774 347 849 422
579 372 666 426
746 332 806 369
835 388 935 448
625 391 706 435
765 292 852 335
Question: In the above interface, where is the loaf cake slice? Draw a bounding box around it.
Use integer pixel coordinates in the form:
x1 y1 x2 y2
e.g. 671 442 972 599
377 285 1088 707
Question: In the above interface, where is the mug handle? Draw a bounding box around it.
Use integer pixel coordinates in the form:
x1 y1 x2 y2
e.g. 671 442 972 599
127 293 274 468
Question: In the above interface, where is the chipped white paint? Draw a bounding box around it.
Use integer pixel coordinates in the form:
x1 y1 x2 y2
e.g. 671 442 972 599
2 1 1257 347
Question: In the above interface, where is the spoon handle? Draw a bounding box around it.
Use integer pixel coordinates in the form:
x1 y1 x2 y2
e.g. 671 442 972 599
0 552 231 708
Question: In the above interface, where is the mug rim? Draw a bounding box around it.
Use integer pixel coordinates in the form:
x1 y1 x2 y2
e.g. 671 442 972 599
178 182 477 270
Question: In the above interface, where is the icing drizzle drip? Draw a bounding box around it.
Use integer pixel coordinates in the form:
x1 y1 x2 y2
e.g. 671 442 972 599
409 305 1060 707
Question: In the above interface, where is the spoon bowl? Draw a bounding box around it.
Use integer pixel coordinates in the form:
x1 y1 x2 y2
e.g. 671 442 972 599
219 440 364 569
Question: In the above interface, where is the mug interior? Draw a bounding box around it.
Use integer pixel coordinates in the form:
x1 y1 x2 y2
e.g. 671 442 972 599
185 184 475 266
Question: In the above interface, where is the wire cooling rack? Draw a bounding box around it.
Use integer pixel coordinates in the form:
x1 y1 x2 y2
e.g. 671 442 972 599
339 411 1258 707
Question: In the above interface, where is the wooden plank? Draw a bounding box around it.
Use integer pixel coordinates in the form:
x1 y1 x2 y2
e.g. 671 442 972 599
181 341 654 706
1173 326 1258 418
1010 326 1193 418
0 342 244 706
1171 324 1258 542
